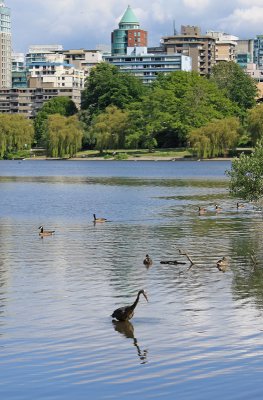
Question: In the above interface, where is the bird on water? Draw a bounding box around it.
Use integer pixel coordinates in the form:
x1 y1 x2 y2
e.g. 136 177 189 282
111 290 148 321
216 257 228 272
198 207 207 215
93 214 107 223
143 254 153 267
38 226 55 237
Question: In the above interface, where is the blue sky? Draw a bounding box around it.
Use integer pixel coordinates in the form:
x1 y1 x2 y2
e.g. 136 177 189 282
7 0 263 53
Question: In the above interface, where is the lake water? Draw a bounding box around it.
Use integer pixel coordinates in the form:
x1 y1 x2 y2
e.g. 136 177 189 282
0 159 263 400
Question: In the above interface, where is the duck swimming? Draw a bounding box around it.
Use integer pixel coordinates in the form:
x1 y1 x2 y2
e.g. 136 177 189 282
143 254 153 267
216 257 228 272
93 214 107 223
38 226 55 237
198 207 207 215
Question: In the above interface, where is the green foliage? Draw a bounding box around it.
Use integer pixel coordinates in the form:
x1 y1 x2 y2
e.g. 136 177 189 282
81 62 145 117
88 105 129 153
46 114 83 158
210 61 258 111
34 97 78 147
247 104 263 145
189 117 241 158
226 141 263 202
0 114 34 158
127 71 239 148
41 96 77 116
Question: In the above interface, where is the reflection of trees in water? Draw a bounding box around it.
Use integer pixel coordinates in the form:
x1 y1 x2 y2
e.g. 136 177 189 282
112 320 148 364
229 220 263 309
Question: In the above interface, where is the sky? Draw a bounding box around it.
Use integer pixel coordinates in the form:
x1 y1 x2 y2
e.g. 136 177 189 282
6 0 263 53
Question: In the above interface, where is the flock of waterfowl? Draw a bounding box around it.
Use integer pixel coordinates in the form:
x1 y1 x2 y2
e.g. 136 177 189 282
38 201 255 322
198 202 245 216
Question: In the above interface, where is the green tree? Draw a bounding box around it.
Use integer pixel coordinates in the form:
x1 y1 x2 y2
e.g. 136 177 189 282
127 71 238 148
210 61 258 112
189 117 240 158
88 106 129 153
81 62 145 117
226 141 263 202
0 114 34 158
247 104 263 145
34 97 78 147
46 114 83 158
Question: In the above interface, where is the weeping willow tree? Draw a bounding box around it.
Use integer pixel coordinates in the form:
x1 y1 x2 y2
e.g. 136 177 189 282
88 105 129 153
188 117 240 158
0 114 34 158
46 114 84 158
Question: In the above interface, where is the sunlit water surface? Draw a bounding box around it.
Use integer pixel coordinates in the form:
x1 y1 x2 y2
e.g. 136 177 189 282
0 160 263 400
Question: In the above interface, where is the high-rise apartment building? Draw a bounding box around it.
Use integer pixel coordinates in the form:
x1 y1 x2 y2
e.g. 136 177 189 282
111 5 147 55
253 35 263 68
0 1 12 88
206 31 238 63
162 26 216 76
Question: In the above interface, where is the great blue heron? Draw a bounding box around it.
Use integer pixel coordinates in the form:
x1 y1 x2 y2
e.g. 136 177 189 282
111 290 148 321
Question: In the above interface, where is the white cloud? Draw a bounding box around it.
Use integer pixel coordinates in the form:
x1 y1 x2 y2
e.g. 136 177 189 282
6 0 263 52
220 6 263 36
183 0 211 10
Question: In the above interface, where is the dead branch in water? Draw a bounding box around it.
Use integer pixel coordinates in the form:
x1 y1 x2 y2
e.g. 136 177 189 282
178 249 196 269
160 260 187 265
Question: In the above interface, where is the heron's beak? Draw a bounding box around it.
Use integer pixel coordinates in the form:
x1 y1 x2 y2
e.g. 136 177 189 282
143 292 148 302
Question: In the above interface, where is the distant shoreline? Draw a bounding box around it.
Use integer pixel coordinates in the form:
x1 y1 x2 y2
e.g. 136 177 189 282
22 156 233 162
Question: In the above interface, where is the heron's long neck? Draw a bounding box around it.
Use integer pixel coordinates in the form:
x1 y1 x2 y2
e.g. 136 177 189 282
131 293 141 310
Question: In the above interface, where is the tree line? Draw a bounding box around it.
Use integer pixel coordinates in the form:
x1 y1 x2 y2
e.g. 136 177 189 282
0 61 261 159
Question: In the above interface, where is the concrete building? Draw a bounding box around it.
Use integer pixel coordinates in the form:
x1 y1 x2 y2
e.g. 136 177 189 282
104 47 192 84
27 52 85 92
25 45 64 65
162 25 216 76
206 31 238 63
111 5 147 56
12 53 27 88
0 87 82 117
236 39 254 69
62 49 103 75
0 1 12 88
253 35 263 68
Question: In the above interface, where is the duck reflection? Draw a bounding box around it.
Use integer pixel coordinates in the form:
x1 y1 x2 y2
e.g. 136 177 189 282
112 320 148 364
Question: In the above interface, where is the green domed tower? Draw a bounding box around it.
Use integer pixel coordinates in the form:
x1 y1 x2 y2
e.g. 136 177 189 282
111 5 148 55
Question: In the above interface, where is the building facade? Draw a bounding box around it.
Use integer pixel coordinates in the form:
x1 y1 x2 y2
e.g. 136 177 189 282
104 47 192 84
253 35 263 68
111 5 147 55
236 39 254 69
0 87 82 117
0 1 12 88
162 25 216 76
206 31 238 63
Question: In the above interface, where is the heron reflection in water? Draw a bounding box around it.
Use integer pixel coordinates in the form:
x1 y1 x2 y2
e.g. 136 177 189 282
112 320 148 364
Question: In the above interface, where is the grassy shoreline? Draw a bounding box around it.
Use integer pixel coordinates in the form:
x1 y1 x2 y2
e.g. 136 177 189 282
8 148 236 161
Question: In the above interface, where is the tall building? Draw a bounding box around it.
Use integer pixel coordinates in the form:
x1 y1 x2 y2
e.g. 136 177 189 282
253 35 263 68
162 25 216 76
104 47 192 84
0 1 12 88
236 39 254 69
111 5 147 55
206 31 238 63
